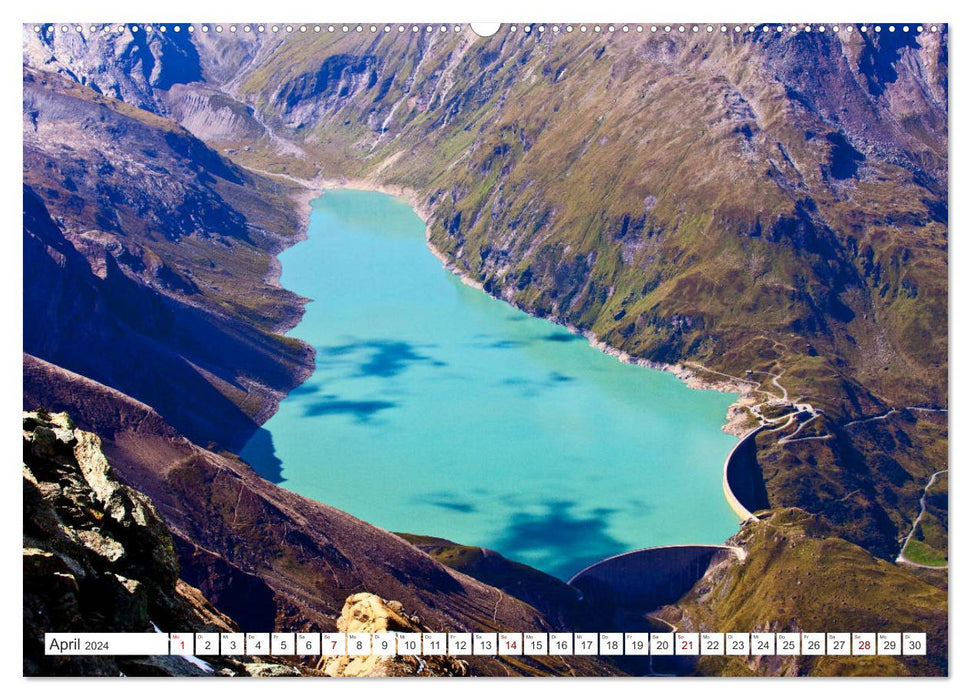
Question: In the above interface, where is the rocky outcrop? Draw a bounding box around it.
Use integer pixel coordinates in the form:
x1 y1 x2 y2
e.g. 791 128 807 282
319 593 468 677
23 26 203 112
23 409 300 676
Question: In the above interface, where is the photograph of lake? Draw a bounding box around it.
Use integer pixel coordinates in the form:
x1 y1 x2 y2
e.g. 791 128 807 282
22 11 949 681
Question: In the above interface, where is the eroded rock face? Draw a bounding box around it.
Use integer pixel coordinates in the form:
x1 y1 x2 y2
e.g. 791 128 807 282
22 410 296 677
24 410 181 641
319 593 468 678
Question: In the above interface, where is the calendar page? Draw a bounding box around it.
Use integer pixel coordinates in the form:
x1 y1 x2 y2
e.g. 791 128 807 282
21 1 950 682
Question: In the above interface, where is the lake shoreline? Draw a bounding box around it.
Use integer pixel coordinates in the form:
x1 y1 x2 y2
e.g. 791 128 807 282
261 169 755 438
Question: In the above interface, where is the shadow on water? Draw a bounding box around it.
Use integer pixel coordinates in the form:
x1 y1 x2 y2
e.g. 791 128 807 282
490 500 632 581
288 382 320 396
425 498 478 514
499 371 576 398
239 428 284 483
545 331 581 343
322 338 446 378
304 398 397 422
468 334 529 350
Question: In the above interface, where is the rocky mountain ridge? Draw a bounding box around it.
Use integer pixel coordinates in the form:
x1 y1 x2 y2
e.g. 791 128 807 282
24 409 298 676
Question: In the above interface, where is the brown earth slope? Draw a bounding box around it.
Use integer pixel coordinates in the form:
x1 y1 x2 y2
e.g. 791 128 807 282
23 67 313 451
24 353 622 677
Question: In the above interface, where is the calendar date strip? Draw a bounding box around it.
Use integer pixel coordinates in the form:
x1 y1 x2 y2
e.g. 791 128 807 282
45 631 927 657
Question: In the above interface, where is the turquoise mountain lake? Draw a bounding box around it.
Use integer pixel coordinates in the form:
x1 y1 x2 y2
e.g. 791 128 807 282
241 189 740 580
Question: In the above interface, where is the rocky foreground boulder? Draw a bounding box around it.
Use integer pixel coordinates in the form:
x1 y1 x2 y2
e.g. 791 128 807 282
23 410 299 676
319 593 468 677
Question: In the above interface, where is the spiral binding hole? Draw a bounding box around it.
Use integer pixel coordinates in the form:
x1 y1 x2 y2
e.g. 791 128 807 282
28 22 943 41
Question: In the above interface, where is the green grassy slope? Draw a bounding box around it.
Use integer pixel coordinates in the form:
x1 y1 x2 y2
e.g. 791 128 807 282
660 508 947 676
221 29 946 420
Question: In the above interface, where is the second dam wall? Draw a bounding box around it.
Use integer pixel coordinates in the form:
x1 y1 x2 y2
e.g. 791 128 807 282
567 545 741 610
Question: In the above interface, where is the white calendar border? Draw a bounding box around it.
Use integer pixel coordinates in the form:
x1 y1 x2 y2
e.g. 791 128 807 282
4 0 962 696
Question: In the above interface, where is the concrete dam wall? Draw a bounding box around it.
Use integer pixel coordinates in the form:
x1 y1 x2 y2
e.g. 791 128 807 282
567 545 741 610
723 425 771 520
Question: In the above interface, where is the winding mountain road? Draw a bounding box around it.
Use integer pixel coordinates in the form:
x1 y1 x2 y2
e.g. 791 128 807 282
896 469 948 569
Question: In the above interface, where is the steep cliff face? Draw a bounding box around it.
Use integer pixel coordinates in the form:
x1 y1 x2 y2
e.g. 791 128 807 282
23 410 302 677
24 27 203 112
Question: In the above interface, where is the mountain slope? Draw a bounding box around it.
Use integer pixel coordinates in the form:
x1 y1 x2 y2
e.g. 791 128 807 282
240 27 948 560
655 508 947 676
23 66 313 450
26 29 948 417
24 353 623 677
